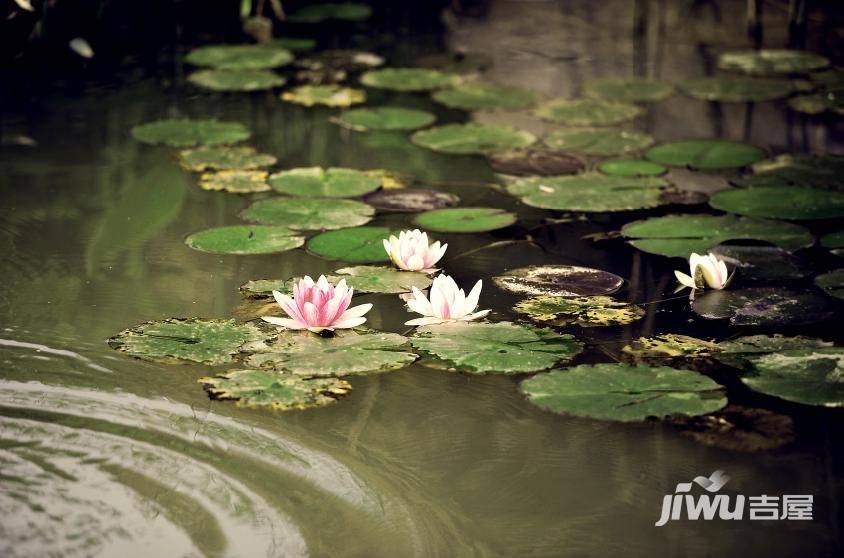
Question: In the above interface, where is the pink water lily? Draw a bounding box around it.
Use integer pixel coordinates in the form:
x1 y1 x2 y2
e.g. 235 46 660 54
675 252 732 291
383 229 447 273
405 274 490 326
261 275 372 333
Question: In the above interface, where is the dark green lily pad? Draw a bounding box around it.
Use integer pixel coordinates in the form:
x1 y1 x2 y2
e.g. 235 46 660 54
519 364 726 422
493 265 624 297
245 330 417 376
740 348 844 407
646 139 765 169
281 85 366 107
582 78 675 102
239 278 294 298
270 38 317 52
179 146 276 171
185 225 305 255
360 68 462 92
787 91 844 115
716 334 833 368
622 334 719 361
108 318 269 365
544 128 654 156
735 154 844 190
411 123 536 155
821 230 844 250
413 207 517 233
240 197 374 230
679 76 799 102
598 159 667 176
336 107 436 131
410 321 582 374
710 245 814 281
287 3 372 23
718 49 829 75
505 172 669 212
334 265 433 293
533 98 644 126
362 188 459 212
269 167 381 197
307 226 393 262
815 269 844 299
514 295 645 327
431 82 540 110
488 149 585 176
671 405 795 452
198 170 271 193
622 214 814 258
131 119 250 147
185 44 293 70
691 287 835 326
187 69 286 91
709 186 844 220
200 369 351 410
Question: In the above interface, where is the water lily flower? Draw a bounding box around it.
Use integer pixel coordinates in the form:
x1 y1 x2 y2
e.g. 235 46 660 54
405 274 490 326
262 275 372 333
383 229 447 273
674 252 732 291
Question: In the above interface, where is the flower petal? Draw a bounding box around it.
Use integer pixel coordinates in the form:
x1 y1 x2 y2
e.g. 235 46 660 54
332 316 367 329
261 316 307 329
674 270 698 290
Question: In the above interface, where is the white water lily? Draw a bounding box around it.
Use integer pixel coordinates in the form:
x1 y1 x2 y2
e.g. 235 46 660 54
405 274 490 326
383 229 447 273
674 252 732 291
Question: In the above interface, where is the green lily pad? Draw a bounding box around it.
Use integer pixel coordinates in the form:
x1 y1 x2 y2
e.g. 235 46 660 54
179 146 276 171
131 119 250 147
544 128 654 156
269 167 381 197
488 149 585 176
533 98 644 126
307 226 393 262
185 44 293 70
200 369 351 410
185 225 305 255
362 188 459 212
622 334 719 361
245 330 417 376
431 82 540 110
239 278 294 298
108 318 269 365
287 3 372 23
514 295 645 327
334 265 433 293
691 287 835 326
519 364 726 422
739 348 844 407
715 334 833 370
598 159 666 176
679 76 799 102
645 139 765 169
270 37 317 52
815 269 844 299
493 265 624 297
281 85 366 107
621 214 814 258
413 207 517 233
709 186 844 220
582 78 675 102
735 154 844 190
411 123 536 155
718 49 829 75
821 230 844 249
335 106 436 131
671 405 796 452
187 69 286 91
410 321 582 374
240 197 374 230
710 245 814 281
198 170 271 193
788 91 844 115
360 68 462 92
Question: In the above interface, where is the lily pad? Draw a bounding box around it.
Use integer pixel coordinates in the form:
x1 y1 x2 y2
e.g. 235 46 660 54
716 334 834 369
410 321 582 374
187 69 286 91
281 85 366 107
307 226 393 262
710 245 814 281
814 269 844 299
270 38 317 52
269 167 380 197
582 78 675 102
198 170 271 193
334 265 433 293
240 197 374 230
185 44 293 70
294 49 384 72
245 330 417 376
179 146 276 171
679 76 799 102
505 172 669 212
739 348 844 407
514 295 645 327
621 214 814 258
645 139 765 169
413 207 517 233
239 278 294 298
200 369 351 410
131 119 250 147
488 149 585 176
598 159 666 177
287 3 372 23
787 91 844 115
822 231 844 249
691 287 835 326
533 98 644 126
431 82 540 110
718 50 829 75
709 186 844 220
411 123 536 155
622 334 719 361
493 265 624 297
360 68 462 92
519 364 726 422
336 107 436 131
185 225 305 255
108 318 269 365
544 128 654 156
671 405 795 452
362 188 459 212
735 154 844 190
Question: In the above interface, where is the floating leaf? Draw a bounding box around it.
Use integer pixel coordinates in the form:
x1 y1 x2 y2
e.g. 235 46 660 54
520 364 726 422
185 44 293 70
814 269 844 299
710 245 813 281
281 85 366 107
717 334 833 359
307 226 393 262
108 318 269 365
362 188 459 212
505 172 669 212
411 123 536 155
671 405 795 452
736 154 844 190
200 369 351 410
364 169 414 189
413 207 516 233
621 214 814 258
493 265 624 297
645 139 765 169
582 78 675 102
360 68 462 92
691 287 835 326
336 107 436 131
270 37 317 52
287 3 372 23
410 321 582 374
431 82 540 110
334 265 433 293
622 334 719 361
131 119 250 147
821 230 844 254
737 348 844 407
709 186 844 220
533 98 643 126
239 278 294 298
240 197 374 230
269 167 380 197
787 91 844 115
488 148 585 176
179 146 276 171
598 159 666 177
198 170 271 193
185 225 305 255
544 128 654 156
718 49 829 75
679 76 799 102
187 69 286 91
294 49 384 72
245 330 417 376
514 295 645 327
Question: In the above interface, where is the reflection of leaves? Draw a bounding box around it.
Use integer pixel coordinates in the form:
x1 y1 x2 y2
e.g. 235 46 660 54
200 369 352 410
672 405 795 452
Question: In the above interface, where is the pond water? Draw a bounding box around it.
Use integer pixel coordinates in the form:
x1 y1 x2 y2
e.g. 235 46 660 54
1 1 843 556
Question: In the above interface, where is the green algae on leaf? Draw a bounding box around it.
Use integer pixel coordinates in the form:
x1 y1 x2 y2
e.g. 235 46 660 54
645 139 765 169
281 85 366 107
336 106 436 131
718 49 829 75
488 148 585 176
411 123 536 155
187 69 286 91
240 197 374 230
735 154 844 190
520 364 726 422
582 78 675 102
544 128 654 156
362 188 459 212
598 159 666 177
179 146 276 172
814 269 844 300
334 265 433 293
514 295 644 327
716 334 834 368
493 265 624 297
307 226 393 262
709 245 814 281
131 119 250 147
185 225 305 255
737 349 844 407
200 369 351 410
533 98 644 126
269 167 381 197
709 186 844 220
679 76 800 102
410 321 582 374
691 287 835 327
621 334 719 362
413 207 516 233
287 3 372 23
198 170 271 193
360 68 462 92
787 91 844 115
185 44 293 70
431 82 540 110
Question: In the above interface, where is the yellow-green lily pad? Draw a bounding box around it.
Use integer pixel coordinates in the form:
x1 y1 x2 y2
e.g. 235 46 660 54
185 44 293 70
179 146 276 171
432 82 540 110
131 118 250 147
198 170 271 193
718 49 829 75
533 98 644 126
514 295 645 327
281 85 366 107
200 369 351 410
544 128 654 156
187 69 286 91
269 167 380 197
360 68 462 92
